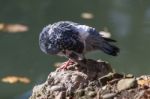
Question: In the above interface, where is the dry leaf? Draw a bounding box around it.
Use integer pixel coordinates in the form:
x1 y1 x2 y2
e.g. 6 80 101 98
2 76 18 84
137 75 150 87
138 80 150 87
0 23 28 33
99 31 111 38
1 76 30 84
81 12 94 19
99 27 111 38
18 77 30 84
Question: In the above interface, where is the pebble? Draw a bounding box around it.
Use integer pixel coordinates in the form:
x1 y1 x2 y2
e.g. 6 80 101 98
102 93 117 99
126 74 134 78
55 91 66 99
88 91 96 97
117 78 136 91
76 89 85 96
50 85 65 91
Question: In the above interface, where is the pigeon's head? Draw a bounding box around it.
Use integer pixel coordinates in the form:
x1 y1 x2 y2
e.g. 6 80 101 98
39 25 61 55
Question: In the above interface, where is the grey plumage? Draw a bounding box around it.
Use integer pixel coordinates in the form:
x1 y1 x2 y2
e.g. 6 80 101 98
39 21 119 61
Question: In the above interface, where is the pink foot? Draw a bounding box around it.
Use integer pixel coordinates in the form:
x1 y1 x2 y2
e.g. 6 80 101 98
57 60 74 71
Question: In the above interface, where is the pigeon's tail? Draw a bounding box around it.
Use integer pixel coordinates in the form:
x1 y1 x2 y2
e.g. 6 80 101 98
101 38 119 56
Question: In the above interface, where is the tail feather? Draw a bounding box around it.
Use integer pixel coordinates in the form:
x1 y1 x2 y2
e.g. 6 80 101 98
101 40 119 56
103 38 116 42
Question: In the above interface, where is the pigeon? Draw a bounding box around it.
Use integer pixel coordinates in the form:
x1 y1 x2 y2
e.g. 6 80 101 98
39 21 119 70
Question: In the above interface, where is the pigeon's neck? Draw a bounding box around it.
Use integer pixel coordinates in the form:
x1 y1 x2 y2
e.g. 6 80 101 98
77 25 90 40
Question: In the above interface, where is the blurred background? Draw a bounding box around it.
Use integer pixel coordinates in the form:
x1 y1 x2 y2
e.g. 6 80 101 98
0 0 150 98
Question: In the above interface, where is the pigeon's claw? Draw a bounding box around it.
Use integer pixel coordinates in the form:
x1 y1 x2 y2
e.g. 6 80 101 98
57 59 75 71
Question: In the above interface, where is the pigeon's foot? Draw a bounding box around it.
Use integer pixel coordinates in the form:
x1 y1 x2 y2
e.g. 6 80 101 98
56 59 75 71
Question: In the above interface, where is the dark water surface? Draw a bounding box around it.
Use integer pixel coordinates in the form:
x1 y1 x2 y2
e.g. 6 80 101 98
0 0 150 98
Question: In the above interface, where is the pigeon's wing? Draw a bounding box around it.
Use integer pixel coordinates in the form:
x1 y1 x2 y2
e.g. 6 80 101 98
59 29 84 54
84 27 119 56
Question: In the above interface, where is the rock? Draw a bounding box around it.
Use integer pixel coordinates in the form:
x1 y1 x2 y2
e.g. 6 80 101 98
102 93 117 99
30 59 112 99
55 91 66 99
126 74 134 78
137 75 150 88
133 89 150 99
50 85 65 91
99 72 123 86
30 82 49 99
30 59 150 99
117 78 136 91
88 91 96 97
75 89 85 97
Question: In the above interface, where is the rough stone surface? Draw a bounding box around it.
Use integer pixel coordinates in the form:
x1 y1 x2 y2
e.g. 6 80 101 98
117 78 137 91
30 59 150 99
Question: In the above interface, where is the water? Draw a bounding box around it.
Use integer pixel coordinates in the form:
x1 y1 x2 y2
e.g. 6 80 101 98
0 0 150 98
